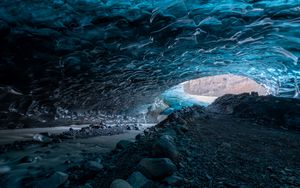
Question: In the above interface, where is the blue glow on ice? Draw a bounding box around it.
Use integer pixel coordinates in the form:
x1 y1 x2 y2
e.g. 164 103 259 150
0 0 299 115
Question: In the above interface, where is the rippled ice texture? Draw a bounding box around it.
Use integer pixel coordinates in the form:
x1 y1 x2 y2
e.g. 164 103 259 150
0 0 299 117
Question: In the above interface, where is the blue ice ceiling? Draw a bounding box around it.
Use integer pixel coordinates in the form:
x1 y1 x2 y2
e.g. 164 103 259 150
0 0 299 117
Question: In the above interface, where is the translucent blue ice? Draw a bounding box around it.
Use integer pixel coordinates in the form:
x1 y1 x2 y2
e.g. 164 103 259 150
0 0 299 116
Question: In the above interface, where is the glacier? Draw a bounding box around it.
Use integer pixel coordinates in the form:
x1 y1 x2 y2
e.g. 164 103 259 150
0 0 300 120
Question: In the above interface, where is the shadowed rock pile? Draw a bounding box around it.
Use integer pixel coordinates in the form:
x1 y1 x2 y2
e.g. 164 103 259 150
1 93 299 188
207 93 300 130
59 93 300 188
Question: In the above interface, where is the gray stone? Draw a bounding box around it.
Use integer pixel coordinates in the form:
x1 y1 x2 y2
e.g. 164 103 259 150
127 171 152 188
162 175 184 186
85 161 103 172
116 140 133 149
153 135 178 160
110 179 132 188
137 158 177 180
160 128 177 138
33 133 52 143
34 171 68 188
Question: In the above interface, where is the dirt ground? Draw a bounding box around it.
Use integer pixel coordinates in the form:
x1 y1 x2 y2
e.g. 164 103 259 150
88 94 300 188
1 94 299 188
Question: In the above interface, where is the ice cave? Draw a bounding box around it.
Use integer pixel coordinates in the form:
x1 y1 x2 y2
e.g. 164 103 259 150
0 0 299 187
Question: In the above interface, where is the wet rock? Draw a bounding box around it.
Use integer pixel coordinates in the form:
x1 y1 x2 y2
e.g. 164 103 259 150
89 124 103 129
126 125 133 130
110 179 132 188
135 133 144 140
84 161 103 172
152 135 178 160
162 175 184 186
144 129 151 135
127 171 152 188
34 171 68 188
127 124 140 131
159 128 177 138
33 133 52 143
116 140 133 150
137 158 177 180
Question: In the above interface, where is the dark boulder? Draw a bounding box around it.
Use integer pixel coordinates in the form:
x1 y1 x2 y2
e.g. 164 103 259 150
207 93 300 130
116 140 133 150
152 135 178 160
137 158 177 180
110 179 132 188
162 175 184 186
127 171 153 188
33 171 68 188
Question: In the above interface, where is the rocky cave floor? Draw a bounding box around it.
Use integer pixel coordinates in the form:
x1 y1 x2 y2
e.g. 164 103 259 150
1 93 300 188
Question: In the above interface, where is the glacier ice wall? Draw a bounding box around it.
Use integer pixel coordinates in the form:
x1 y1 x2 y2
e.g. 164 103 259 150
0 0 299 118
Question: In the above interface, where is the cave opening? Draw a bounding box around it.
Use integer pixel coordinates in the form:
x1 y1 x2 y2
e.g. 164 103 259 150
146 73 270 122
0 0 300 187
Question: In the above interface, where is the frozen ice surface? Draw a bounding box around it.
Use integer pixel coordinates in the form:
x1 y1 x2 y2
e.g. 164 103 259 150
0 0 299 117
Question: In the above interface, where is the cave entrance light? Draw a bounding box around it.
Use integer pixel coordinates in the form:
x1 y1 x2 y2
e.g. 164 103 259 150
150 74 269 120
